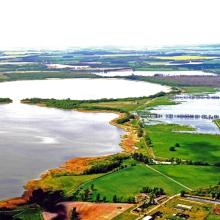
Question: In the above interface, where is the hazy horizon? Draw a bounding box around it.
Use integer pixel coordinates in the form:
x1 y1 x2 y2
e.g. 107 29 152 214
0 0 220 50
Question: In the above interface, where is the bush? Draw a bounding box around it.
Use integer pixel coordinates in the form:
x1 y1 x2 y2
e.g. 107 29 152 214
180 190 186 197
175 143 180 147
169 146 176 151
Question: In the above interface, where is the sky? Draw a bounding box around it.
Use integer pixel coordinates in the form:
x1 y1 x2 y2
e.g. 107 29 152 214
0 0 220 49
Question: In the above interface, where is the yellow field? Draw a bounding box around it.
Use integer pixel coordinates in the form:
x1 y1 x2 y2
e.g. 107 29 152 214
156 55 217 61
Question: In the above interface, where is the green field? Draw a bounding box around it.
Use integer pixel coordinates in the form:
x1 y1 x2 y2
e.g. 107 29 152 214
0 206 43 220
77 164 220 203
182 86 218 94
80 164 184 201
154 165 220 189
146 124 220 163
144 96 177 109
207 215 220 220
13 208 43 220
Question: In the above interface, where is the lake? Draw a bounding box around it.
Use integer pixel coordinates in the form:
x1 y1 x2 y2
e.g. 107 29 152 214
0 78 169 102
0 78 169 199
139 92 220 134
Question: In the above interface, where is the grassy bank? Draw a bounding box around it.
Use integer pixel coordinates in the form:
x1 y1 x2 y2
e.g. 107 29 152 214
21 91 175 113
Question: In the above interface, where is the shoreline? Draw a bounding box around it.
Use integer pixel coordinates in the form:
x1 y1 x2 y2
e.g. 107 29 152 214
0 110 139 208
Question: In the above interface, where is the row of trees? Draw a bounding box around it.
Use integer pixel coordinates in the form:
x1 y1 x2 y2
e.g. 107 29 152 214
116 113 135 124
140 186 165 197
84 154 129 174
192 182 220 200
72 184 135 203
144 134 153 148
165 157 210 166
132 153 151 164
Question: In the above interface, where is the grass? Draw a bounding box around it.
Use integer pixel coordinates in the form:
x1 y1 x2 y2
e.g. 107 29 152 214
145 96 177 109
182 86 218 94
207 214 220 220
79 98 150 112
146 124 220 163
1 206 43 220
156 196 212 219
79 164 184 201
112 206 136 220
22 93 177 114
30 173 103 197
76 164 220 202
153 165 220 189
13 207 43 220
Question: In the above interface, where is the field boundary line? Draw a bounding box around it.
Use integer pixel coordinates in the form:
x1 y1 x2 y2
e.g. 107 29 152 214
146 165 192 191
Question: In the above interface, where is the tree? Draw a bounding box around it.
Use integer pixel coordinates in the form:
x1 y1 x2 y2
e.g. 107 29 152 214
149 193 156 205
113 195 117 203
91 184 95 191
71 207 79 220
96 193 100 202
29 189 64 212
180 190 186 197
175 143 180 147
169 146 176 151
127 197 135 203
83 188 90 201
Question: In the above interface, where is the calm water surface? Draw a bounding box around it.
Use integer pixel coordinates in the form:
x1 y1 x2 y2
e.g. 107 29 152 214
0 78 169 199
140 92 220 134
0 78 170 102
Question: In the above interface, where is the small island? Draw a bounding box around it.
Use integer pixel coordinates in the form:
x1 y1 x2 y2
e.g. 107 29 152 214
0 98 12 104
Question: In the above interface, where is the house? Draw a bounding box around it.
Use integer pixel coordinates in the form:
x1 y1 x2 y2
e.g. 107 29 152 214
142 216 153 220
175 204 192 211
135 193 148 203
